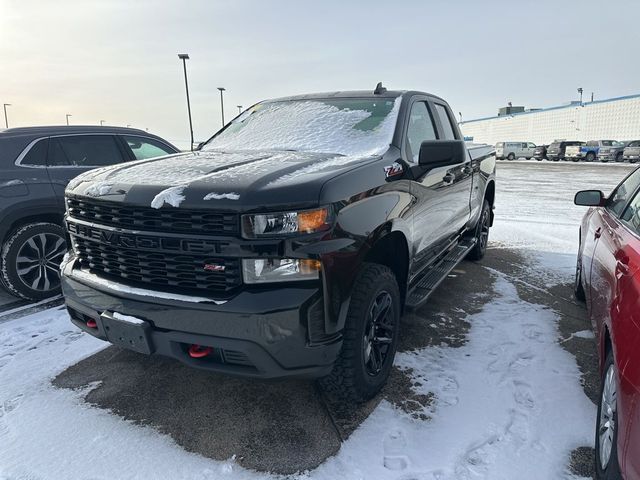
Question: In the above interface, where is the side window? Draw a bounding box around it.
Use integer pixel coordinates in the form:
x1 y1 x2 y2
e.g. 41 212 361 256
122 136 175 160
621 190 640 235
433 104 457 140
406 102 437 162
528 142 536 148
19 138 49 166
49 135 125 167
607 168 640 217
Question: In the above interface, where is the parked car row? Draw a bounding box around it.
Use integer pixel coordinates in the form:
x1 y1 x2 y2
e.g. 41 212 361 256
496 139 640 163
0 126 178 300
575 168 640 480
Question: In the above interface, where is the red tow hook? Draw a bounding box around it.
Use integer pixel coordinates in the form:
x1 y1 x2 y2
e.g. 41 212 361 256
86 319 98 329
188 344 213 358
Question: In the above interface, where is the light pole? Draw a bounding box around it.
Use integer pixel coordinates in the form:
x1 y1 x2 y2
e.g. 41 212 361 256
66 114 72 126
577 87 583 105
178 53 194 151
237 105 242 115
217 87 226 127
100 120 105 126
3 104 10 128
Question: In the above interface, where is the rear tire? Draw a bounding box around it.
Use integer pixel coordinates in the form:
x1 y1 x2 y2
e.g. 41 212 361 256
319 263 401 403
586 152 596 162
507 153 515 161
1 222 67 301
595 351 622 480
467 200 491 261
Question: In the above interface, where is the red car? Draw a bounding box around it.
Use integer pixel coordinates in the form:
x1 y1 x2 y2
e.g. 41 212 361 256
575 167 640 480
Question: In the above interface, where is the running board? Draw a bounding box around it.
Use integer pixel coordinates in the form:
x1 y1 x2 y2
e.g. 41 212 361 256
405 238 476 310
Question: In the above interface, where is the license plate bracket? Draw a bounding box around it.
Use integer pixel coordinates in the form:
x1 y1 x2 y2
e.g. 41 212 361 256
99 312 154 355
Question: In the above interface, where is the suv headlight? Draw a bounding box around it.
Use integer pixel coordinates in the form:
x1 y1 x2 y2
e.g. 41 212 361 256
242 258 321 284
241 207 331 238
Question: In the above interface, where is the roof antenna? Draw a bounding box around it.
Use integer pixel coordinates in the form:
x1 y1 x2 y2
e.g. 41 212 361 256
374 82 387 95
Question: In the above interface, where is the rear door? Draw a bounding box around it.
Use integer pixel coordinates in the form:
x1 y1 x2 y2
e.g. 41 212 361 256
45 134 128 206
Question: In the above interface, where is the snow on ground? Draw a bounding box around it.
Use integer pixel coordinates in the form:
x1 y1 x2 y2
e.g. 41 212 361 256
491 161 635 284
1 161 630 479
312 275 595 480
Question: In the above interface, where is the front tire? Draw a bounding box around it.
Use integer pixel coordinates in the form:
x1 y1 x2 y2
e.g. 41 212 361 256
319 263 401 403
0 222 67 301
507 153 516 161
595 351 622 480
586 152 596 163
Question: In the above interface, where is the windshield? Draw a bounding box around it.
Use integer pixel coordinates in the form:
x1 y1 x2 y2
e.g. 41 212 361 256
203 97 402 157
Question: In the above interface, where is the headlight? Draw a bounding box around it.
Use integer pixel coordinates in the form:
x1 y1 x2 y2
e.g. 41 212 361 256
242 258 321 284
241 207 331 238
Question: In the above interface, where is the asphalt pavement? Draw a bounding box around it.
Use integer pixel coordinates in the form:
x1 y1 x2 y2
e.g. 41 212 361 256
52 246 597 476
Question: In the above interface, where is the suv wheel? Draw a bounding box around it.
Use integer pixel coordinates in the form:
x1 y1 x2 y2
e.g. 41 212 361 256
595 351 622 479
319 263 400 403
1 222 67 301
507 153 516 161
468 200 491 261
586 152 596 162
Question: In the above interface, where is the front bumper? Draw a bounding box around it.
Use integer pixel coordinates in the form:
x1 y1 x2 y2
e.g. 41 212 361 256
61 258 342 379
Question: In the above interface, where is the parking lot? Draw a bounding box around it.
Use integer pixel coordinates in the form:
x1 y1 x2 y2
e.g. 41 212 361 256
0 160 635 479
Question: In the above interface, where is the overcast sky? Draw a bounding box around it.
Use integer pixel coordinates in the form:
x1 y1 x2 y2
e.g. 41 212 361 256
1 0 638 149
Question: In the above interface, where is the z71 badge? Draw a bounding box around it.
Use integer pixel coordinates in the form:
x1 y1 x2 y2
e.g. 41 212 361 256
384 162 404 178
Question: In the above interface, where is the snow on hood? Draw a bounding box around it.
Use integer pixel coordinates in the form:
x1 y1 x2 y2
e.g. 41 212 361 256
69 148 384 208
202 96 401 157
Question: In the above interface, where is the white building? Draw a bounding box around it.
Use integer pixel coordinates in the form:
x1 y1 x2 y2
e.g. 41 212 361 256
459 94 640 146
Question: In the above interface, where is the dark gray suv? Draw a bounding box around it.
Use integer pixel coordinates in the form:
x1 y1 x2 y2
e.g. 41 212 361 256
0 126 178 300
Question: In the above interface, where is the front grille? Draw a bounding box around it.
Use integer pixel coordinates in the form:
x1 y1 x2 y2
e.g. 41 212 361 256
72 235 241 293
66 196 238 235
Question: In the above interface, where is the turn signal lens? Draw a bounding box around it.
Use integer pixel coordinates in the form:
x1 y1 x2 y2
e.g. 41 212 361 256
299 259 322 274
298 209 328 234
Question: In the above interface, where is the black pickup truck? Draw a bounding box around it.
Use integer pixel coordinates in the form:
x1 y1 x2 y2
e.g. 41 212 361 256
61 86 496 402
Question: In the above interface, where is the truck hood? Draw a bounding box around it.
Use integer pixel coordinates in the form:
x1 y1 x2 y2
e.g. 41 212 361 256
66 149 380 211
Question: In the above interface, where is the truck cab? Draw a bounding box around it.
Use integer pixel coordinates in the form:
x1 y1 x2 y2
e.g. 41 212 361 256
60 86 496 402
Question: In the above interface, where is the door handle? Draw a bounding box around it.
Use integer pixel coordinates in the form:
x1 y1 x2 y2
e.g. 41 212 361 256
616 260 630 276
594 227 602 239
443 172 455 183
463 165 473 175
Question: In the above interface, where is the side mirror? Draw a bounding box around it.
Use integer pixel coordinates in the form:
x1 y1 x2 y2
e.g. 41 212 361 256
419 140 466 168
574 190 605 206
